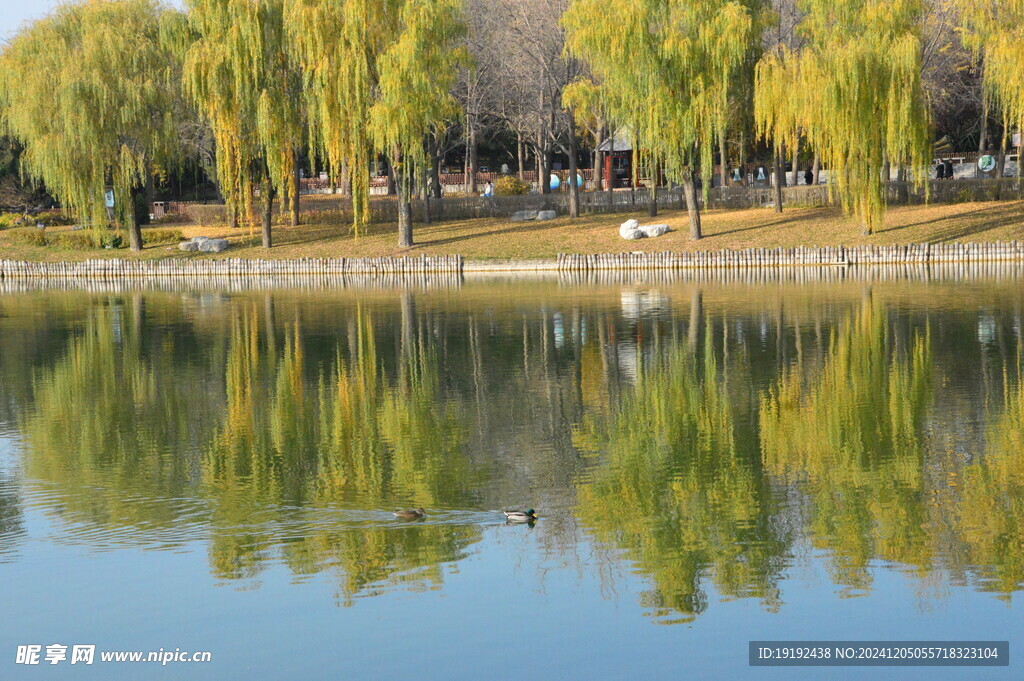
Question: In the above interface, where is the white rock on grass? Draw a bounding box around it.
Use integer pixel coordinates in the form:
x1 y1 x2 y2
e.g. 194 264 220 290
511 210 539 222
619 218 644 240
537 210 557 221
178 240 199 252
639 223 669 238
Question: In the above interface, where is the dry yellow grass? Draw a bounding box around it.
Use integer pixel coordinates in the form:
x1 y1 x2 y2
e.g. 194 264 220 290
2 199 1023 262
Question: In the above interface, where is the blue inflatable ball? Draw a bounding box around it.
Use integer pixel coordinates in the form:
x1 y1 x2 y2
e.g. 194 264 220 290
549 174 561 190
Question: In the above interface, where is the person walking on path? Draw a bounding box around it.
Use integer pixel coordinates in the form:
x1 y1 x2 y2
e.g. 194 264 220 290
936 161 945 180
944 159 954 180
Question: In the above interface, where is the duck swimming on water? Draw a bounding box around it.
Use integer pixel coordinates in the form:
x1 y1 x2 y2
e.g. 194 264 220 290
393 508 426 519
503 509 538 522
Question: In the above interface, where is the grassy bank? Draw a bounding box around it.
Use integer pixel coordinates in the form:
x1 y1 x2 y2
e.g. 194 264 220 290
2 200 1023 262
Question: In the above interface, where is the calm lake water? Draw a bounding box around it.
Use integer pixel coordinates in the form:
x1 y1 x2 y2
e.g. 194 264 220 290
1 267 1022 680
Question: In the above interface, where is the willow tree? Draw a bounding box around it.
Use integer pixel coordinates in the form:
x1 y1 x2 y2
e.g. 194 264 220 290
756 0 931 235
0 0 183 251
958 0 1024 180
288 0 465 245
183 0 304 248
563 0 753 239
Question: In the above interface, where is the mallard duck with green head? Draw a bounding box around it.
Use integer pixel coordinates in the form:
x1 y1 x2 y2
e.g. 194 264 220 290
503 509 537 522
393 508 426 519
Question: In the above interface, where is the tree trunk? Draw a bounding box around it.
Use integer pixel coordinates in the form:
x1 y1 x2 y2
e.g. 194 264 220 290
812 153 820 186
290 149 300 226
607 133 615 206
422 165 432 225
773 144 784 213
397 170 413 248
430 143 442 199
535 140 543 191
386 157 396 196
517 132 525 181
261 179 274 249
594 126 604 190
540 137 552 195
339 162 351 196
648 170 657 218
979 96 989 152
996 129 1007 178
897 165 909 204
567 113 580 218
465 116 477 195
125 182 143 252
682 174 701 240
739 126 748 186
719 128 728 187
791 135 800 186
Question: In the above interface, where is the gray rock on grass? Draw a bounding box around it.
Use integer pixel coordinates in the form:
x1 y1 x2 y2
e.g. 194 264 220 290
537 210 557 221
181 235 229 253
639 223 669 238
198 238 229 253
511 210 539 222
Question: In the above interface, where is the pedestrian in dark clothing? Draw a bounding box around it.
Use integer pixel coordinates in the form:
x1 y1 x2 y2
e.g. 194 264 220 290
936 162 945 180
804 168 813 186
944 159 954 180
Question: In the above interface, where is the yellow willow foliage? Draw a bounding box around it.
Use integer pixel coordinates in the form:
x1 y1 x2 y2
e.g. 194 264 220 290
958 0 1024 152
182 0 303 229
757 0 931 233
562 0 753 188
287 0 465 236
956 345 1024 594
753 46 804 160
760 303 934 588
0 0 183 238
370 0 464 200
22 304 211 534
574 331 783 622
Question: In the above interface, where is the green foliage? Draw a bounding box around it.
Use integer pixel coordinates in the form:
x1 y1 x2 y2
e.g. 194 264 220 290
0 0 185 248
46 232 99 250
183 0 304 240
563 0 753 189
5 226 47 246
958 0 1024 154
493 175 529 196
0 213 31 229
287 0 466 237
143 228 186 244
0 211 75 230
755 0 931 234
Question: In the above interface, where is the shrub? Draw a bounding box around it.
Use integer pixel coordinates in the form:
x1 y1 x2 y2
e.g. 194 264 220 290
0 213 30 229
142 228 184 245
494 175 530 196
0 211 76 229
48 231 103 250
101 233 124 249
6 227 47 246
34 211 75 227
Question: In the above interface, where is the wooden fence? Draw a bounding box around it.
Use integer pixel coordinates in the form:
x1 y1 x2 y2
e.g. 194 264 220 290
556 241 1024 271
557 259 1024 287
0 255 463 279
